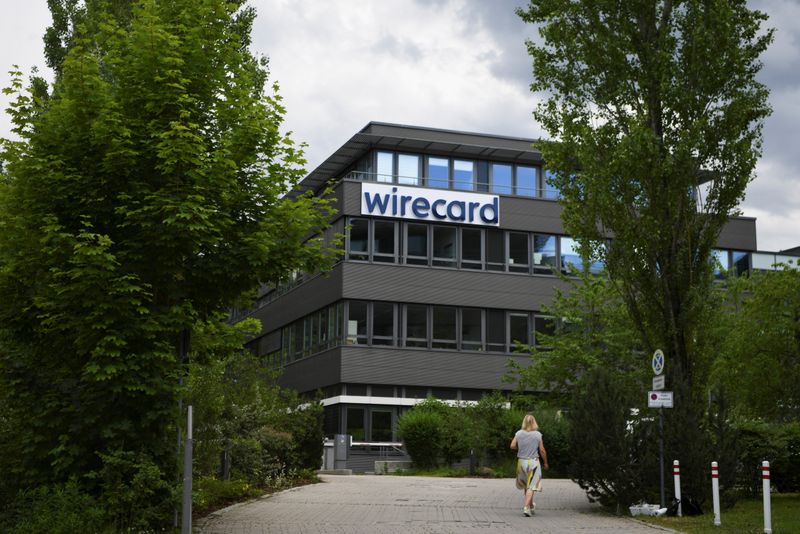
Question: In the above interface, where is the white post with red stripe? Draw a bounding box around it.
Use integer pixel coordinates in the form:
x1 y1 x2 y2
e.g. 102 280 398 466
762 461 772 534
711 461 721 526
672 460 682 517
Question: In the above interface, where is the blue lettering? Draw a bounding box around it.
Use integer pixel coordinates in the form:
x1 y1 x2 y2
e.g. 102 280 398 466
431 199 447 219
401 195 412 216
479 197 499 224
391 187 398 215
364 191 390 214
447 201 466 221
468 202 480 222
412 197 430 218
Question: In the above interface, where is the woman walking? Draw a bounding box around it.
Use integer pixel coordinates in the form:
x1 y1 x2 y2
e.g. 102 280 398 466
510 413 549 517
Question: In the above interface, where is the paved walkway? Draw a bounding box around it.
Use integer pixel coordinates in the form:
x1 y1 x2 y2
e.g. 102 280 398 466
197 475 675 533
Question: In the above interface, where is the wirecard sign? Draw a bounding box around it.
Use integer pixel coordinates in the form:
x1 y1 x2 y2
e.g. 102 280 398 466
361 183 499 226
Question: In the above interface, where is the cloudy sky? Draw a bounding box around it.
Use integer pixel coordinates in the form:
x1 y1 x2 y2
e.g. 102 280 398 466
1 0 797 251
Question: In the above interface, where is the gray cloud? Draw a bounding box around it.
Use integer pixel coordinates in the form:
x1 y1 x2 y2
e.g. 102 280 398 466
0 0 797 250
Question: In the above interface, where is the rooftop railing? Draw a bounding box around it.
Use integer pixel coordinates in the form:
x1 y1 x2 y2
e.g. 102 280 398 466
341 170 560 200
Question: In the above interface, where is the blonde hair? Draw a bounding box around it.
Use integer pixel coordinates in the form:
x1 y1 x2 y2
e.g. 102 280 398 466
521 414 538 432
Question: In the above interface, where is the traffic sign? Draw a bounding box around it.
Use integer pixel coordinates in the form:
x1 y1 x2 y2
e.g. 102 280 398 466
653 375 665 391
649 391 673 408
652 349 665 375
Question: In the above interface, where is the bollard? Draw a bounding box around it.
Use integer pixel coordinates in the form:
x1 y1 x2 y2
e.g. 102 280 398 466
711 461 721 526
762 461 772 534
673 460 682 517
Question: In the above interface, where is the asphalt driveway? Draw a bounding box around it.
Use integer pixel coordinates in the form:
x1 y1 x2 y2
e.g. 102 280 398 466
197 475 674 533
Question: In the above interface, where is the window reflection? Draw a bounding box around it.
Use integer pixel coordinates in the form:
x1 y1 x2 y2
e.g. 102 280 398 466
533 234 557 274
398 154 420 186
491 163 513 195
433 226 457 267
453 160 475 191
428 157 449 189
517 166 536 197
377 152 393 183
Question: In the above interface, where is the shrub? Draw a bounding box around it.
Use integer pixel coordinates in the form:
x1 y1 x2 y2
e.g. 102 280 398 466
736 421 800 495
397 408 443 469
93 450 176 532
469 393 523 467
284 401 325 471
4 481 106 534
533 409 572 478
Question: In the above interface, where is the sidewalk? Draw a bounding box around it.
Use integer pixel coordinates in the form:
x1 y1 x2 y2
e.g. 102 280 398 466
197 475 677 533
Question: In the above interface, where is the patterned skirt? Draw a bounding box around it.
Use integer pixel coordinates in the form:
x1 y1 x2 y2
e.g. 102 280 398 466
515 457 543 492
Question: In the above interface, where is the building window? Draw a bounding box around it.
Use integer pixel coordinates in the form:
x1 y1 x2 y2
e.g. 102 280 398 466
508 232 530 273
428 156 449 189
534 315 555 347
516 166 537 197
404 304 428 348
405 223 429 265
346 407 366 441
373 220 396 263
461 308 483 350
377 151 393 183
347 301 368 345
560 236 580 272
453 159 475 191
348 218 369 261
432 306 457 349
432 226 457 267
491 163 513 195
372 302 395 346
461 228 483 269
486 229 505 271
533 234 557 274
732 250 749 276
542 169 559 199
398 154 421 186
371 410 393 442
486 309 505 352
509 312 531 349
712 249 730 279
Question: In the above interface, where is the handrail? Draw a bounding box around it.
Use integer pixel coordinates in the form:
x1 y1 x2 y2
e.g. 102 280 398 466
341 170 560 200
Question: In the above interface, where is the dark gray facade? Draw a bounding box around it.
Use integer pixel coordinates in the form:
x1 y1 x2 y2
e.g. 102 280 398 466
242 122 767 445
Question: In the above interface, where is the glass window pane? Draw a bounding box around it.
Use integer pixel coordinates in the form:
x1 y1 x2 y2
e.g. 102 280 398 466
491 163 513 195
398 154 420 186
712 249 730 279
533 234 557 274
509 313 530 348
406 223 428 265
516 166 537 197
433 226 457 267
542 169 559 199
534 315 555 346
461 308 482 350
560 236 581 272
370 410 393 442
508 232 529 273
377 152 393 183
349 218 369 260
453 160 474 191
405 304 428 348
461 228 482 269
476 161 490 192
346 407 366 441
372 302 395 345
486 229 505 271
432 306 457 349
486 309 505 352
373 221 396 262
732 251 749 276
348 301 368 345
428 157 449 189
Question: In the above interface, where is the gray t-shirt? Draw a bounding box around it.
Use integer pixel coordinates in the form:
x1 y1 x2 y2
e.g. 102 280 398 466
514 430 542 459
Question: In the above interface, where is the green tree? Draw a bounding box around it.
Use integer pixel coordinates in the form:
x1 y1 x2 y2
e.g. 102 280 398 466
711 265 800 422
0 0 336 492
518 0 772 401
511 268 645 403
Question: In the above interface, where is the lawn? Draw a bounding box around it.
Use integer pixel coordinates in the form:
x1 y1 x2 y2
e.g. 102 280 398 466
640 493 799 534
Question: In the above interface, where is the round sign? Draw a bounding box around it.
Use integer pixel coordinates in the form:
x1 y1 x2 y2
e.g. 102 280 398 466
650 393 658 401
652 349 665 375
